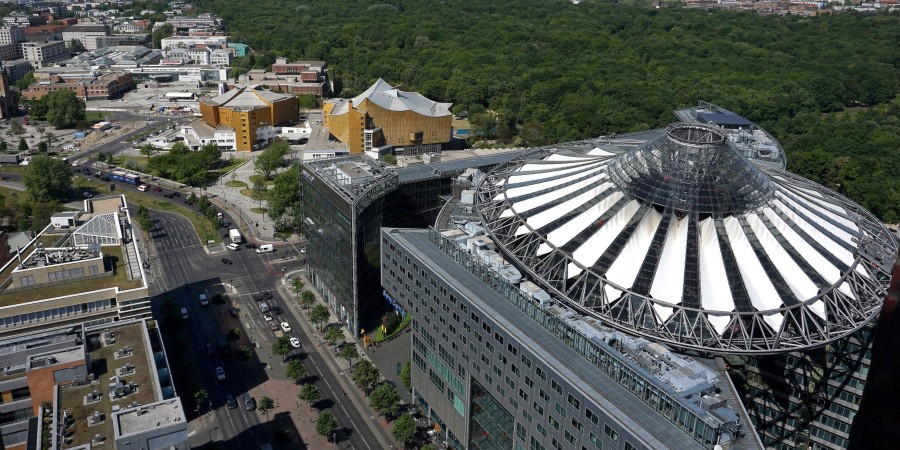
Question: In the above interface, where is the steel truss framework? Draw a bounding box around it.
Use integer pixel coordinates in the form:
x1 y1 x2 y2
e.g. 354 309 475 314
475 124 897 354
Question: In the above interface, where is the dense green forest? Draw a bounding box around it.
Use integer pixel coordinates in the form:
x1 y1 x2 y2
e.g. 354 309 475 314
190 0 899 220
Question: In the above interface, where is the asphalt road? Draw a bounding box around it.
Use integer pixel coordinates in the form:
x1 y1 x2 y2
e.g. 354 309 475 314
147 210 379 450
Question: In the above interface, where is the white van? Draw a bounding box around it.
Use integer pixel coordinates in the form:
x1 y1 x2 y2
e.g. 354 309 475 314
259 302 270 313
256 244 274 254
180 308 189 319
199 294 208 306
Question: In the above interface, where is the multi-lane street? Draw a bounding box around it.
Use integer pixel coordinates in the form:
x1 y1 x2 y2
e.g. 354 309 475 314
145 210 382 450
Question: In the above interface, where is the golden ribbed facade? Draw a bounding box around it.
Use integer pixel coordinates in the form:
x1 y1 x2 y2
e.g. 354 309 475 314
324 79 452 154
200 86 299 152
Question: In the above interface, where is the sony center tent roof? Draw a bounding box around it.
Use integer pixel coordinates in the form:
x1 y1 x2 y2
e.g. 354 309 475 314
476 123 897 354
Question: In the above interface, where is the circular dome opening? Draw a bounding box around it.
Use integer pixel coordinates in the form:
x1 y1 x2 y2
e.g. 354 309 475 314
666 123 727 147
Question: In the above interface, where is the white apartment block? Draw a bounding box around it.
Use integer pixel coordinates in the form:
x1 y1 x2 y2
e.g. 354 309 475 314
159 35 227 50
21 41 69 69
209 49 232 66
62 26 109 51
0 26 25 46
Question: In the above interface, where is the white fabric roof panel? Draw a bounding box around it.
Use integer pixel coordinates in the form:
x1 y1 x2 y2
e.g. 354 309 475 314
568 200 641 279
650 215 690 307
540 191 624 255
476 122 897 353
698 218 736 330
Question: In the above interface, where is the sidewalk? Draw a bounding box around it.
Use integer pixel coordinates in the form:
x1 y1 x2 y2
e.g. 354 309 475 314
277 277 399 449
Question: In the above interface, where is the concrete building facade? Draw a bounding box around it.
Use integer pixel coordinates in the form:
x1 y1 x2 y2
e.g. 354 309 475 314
20 41 68 69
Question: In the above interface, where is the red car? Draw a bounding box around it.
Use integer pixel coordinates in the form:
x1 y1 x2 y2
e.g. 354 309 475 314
153 186 162 192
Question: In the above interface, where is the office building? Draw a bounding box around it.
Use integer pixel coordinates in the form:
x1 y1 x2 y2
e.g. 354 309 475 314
0 70 15 118
848 251 900 450
22 71 133 100
196 85 299 151
380 121 896 449
0 320 184 450
0 195 151 338
301 150 526 333
324 78 453 156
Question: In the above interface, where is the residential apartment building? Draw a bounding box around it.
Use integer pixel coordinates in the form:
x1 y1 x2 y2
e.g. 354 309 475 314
0 59 31 83
22 71 134 100
20 40 68 69
210 48 231 66
0 320 184 450
0 195 151 337
159 35 227 50
61 25 109 51
324 78 453 155
0 26 25 46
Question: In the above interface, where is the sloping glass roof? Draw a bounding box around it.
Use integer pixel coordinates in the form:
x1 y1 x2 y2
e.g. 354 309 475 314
73 213 121 246
477 123 898 354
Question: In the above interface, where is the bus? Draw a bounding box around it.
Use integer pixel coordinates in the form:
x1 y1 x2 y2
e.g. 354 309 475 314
109 171 140 185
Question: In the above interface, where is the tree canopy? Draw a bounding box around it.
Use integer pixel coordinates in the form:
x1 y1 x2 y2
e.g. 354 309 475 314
23 156 71 202
147 142 222 186
369 383 401 418
255 139 290 180
31 90 85 129
391 414 417 448
267 164 301 228
190 0 899 219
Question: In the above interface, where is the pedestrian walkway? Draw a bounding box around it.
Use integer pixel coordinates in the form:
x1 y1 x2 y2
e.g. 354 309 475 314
277 277 399 449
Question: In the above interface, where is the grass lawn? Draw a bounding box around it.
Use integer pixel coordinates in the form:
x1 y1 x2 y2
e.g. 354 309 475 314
0 246 142 306
248 174 275 186
225 180 247 188
217 158 246 175
116 155 150 169
84 111 108 121
75 178 221 243
239 188 267 201
374 315 411 342
0 165 28 174
0 184 24 197
249 207 267 214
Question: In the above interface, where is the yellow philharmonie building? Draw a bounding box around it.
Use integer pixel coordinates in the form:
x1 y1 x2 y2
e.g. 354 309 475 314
324 79 452 156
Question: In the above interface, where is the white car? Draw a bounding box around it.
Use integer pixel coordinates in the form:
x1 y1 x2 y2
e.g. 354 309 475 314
280 322 292 333
263 314 273 322
290 337 302 348
215 367 226 381
226 243 240 251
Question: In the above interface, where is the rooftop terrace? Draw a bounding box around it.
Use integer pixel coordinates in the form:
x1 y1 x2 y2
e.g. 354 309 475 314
0 244 141 307
57 322 158 449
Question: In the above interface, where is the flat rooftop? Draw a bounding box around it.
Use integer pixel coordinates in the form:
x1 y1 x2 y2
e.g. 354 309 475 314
57 322 159 448
388 228 761 449
114 398 185 438
0 244 139 307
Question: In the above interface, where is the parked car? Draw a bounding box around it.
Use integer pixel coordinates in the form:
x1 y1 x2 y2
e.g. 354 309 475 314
221 258 232 265
227 308 238 318
242 393 255 410
153 186 161 192
206 343 216 356
215 367 226 381
172 192 181 197
244 243 257 249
